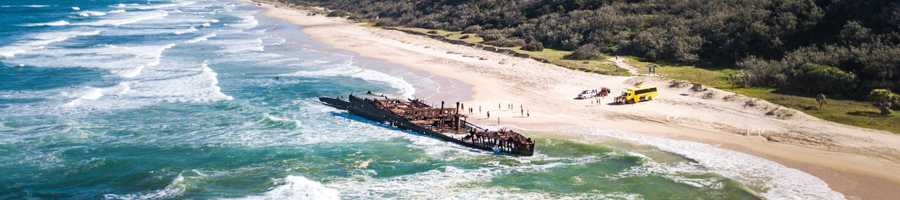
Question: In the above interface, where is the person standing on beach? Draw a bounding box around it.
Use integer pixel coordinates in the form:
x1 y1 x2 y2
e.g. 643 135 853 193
487 111 490 119
479 106 481 113
527 110 529 117
521 108 523 116
498 117 500 125
498 103 501 110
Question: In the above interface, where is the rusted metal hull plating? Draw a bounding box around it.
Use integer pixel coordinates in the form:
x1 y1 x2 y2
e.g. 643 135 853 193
319 95 534 156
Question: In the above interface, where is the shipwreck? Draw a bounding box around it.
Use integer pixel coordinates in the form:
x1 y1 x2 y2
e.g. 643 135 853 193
320 94 534 156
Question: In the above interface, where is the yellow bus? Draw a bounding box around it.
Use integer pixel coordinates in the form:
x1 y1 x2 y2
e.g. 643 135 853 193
617 85 658 104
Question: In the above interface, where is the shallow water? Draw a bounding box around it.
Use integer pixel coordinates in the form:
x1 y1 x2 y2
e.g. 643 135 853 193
0 0 841 199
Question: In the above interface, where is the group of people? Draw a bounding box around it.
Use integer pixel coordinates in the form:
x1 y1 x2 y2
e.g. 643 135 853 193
480 103 529 125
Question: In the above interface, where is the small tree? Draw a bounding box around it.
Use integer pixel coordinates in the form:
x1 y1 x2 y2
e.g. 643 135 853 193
816 93 827 109
868 89 899 116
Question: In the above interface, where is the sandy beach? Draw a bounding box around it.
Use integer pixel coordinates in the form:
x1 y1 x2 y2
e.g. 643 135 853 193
241 0 900 199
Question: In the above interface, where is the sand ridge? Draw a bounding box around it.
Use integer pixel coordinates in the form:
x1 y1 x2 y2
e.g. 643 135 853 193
241 0 900 198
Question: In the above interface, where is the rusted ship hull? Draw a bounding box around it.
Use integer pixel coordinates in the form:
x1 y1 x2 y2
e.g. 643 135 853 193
319 95 534 156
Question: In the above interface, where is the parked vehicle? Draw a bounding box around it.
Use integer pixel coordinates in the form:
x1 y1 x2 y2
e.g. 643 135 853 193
598 87 610 97
615 86 658 104
577 90 595 99
577 87 611 99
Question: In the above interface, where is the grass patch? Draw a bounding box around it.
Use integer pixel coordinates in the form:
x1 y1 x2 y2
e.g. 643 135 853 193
622 57 734 88
620 57 900 133
506 47 630 76
732 88 900 133
386 27 483 43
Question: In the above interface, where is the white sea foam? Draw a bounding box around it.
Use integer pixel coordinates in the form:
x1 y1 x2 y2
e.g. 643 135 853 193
22 5 50 8
132 1 196 10
173 26 198 35
59 87 104 108
326 164 636 199
78 11 107 17
554 126 845 200
103 172 186 199
212 36 264 53
74 10 167 26
226 14 258 29
23 20 70 27
259 114 302 129
185 33 217 44
109 9 126 13
234 175 340 200
130 63 233 103
2 39 236 110
0 49 25 58
282 62 416 99
0 30 100 58
80 88 104 100
608 159 726 189
71 7 80 10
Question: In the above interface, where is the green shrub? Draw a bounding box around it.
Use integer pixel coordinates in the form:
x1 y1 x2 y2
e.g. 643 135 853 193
347 14 361 21
427 30 438 34
868 89 899 115
521 42 544 51
373 19 395 27
326 10 350 17
478 29 503 41
791 63 858 94
463 25 482 34
484 37 525 47
564 44 604 60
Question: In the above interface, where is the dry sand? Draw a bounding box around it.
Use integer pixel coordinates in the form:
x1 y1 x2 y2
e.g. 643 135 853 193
241 0 900 199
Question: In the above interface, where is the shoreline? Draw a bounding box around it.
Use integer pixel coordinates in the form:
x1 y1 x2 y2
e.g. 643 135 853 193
240 0 900 199
264 15 474 103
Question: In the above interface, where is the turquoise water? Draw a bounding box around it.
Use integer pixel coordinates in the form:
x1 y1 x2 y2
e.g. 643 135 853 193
0 0 841 199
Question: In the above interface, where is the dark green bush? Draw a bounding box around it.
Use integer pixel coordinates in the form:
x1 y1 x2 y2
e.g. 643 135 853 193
463 25 482 34
326 10 350 17
521 42 544 51
564 44 604 60
791 63 858 94
427 30 438 34
373 19 395 27
478 29 503 42
484 37 525 47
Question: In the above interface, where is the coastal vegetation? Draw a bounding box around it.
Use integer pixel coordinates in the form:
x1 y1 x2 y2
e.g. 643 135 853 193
289 0 898 98
283 0 899 132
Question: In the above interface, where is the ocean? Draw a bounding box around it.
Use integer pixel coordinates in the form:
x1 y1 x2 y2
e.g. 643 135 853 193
0 0 843 199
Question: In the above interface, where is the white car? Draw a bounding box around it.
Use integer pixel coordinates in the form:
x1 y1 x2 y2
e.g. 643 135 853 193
577 90 596 99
